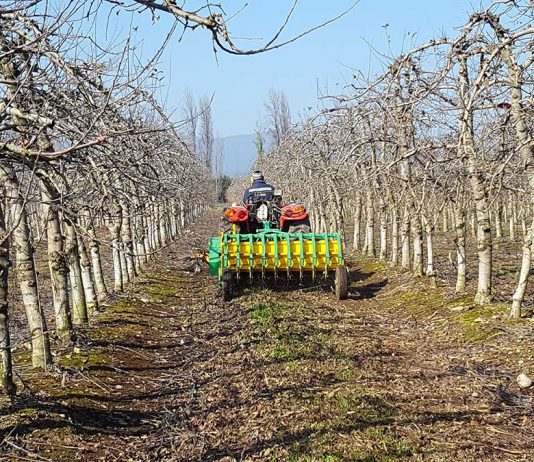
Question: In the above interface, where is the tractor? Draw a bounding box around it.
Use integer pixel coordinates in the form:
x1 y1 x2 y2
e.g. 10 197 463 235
208 190 349 301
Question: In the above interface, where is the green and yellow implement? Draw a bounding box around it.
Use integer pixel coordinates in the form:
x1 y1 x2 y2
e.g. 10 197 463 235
208 225 349 301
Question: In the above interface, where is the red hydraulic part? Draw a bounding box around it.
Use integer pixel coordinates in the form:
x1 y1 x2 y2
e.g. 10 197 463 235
279 203 308 230
224 205 249 223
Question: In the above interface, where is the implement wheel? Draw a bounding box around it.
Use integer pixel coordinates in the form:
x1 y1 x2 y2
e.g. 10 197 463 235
222 269 233 301
335 265 349 300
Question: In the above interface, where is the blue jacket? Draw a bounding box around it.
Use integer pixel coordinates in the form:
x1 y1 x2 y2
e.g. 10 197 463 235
243 179 275 204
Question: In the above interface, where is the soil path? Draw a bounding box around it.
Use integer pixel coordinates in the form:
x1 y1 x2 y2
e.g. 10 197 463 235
1 209 532 461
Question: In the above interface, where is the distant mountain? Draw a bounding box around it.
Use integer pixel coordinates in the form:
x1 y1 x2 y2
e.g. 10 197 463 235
218 134 257 177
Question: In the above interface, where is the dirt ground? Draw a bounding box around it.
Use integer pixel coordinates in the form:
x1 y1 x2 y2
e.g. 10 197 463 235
0 209 533 461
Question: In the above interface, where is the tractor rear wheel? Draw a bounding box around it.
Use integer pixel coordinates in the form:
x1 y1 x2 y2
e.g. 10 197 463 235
335 265 349 300
221 218 241 235
222 269 233 301
288 218 311 233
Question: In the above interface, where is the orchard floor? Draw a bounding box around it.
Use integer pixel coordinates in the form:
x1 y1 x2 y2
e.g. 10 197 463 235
0 210 533 462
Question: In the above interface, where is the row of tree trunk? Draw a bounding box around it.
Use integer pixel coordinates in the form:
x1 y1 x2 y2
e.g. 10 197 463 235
0 171 207 395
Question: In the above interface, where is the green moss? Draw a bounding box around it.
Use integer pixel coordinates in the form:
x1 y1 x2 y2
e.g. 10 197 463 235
335 394 355 412
18 407 38 416
143 283 184 298
356 258 390 274
383 281 514 345
61 350 109 368
451 304 507 343
98 299 138 317
14 350 33 365
0 406 39 433
453 304 506 325
447 294 475 307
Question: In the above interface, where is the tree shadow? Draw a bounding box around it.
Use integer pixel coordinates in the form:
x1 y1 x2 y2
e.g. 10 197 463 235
348 269 375 282
0 398 159 439
97 318 152 329
89 338 190 350
353 278 389 300
83 363 184 373
199 402 485 462
198 393 399 461
59 383 190 404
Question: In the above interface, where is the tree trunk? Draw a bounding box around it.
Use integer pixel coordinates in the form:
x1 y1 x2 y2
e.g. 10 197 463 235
78 234 98 315
179 200 186 229
1 167 52 369
508 196 516 240
110 205 124 292
511 220 533 318
330 183 345 236
90 238 107 301
65 220 88 325
112 240 123 292
412 210 424 277
153 206 162 249
459 54 492 305
423 216 436 286
454 205 467 294
498 39 534 317
121 203 136 281
495 203 503 240
41 183 73 342
141 216 151 263
119 247 129 286
0 202 16 396
84 209 107 301
352 195 361 250
365 189 375 257
401 208 411 270
442 207 449 232
379 197 387 261
391 207 399 266
469 159 493 304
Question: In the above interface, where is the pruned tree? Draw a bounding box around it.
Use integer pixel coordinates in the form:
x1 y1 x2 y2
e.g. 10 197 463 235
0 0 214 395
255 0 534 317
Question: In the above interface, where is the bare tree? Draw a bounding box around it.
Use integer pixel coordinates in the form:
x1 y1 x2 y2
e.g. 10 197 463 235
0 0 214 394
255 1 534 315
199 96 215 172
182 89 198 153
213 135 224 199
265 88 292 147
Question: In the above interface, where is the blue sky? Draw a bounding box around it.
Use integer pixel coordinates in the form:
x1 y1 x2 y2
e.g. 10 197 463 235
96 0 489 137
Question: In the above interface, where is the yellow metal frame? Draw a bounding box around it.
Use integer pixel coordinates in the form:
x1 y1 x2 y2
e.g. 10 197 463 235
221 236 342 272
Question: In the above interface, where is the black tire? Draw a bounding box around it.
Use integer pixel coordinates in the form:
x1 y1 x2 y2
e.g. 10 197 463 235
221 218 240 235
288 218 311 233
222 269 233 301
335 265 349 300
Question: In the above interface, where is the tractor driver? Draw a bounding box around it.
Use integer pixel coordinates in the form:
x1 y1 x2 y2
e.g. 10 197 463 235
243 171 275 205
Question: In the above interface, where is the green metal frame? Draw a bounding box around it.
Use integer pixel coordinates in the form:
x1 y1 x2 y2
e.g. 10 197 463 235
209 224 344 283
